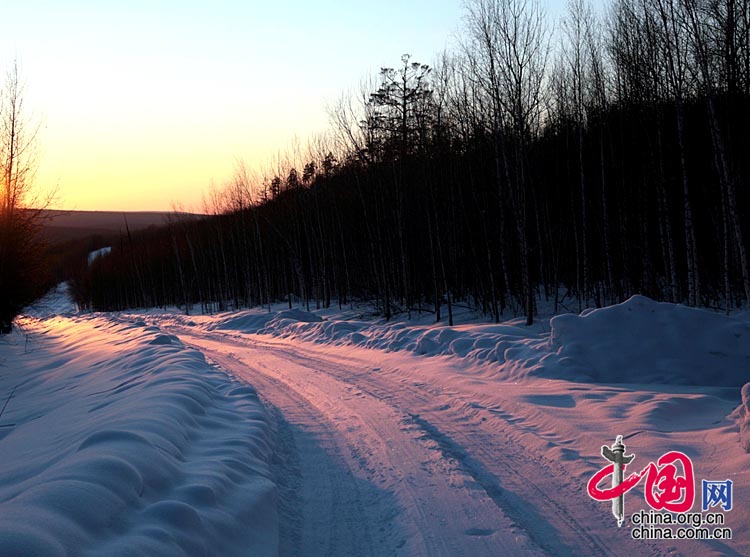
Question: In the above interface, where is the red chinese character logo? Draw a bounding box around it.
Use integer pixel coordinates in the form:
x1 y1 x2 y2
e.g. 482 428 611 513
643 451 694 512
587 437 695 526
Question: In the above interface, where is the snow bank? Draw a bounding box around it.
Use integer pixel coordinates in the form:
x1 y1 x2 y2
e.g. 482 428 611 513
212 307 544 369
548 295 750 386
0 314 277 556
209 295 750 388
216 307 323 333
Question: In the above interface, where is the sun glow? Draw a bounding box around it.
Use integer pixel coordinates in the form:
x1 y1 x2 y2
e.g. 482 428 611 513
1 0 473 211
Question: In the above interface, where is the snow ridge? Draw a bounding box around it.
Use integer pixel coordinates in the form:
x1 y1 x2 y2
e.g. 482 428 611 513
0 315 277 556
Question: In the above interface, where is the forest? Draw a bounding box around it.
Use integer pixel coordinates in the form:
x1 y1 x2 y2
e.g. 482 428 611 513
61 0 750 325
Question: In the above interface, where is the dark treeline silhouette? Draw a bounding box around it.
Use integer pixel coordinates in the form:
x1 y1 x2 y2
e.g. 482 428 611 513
0 63 51 332
75 0 750 325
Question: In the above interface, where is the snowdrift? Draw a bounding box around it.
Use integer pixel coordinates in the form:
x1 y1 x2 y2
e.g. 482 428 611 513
210 295 750 387
214 307 323 333
0 315 277 556
212 307 542 366
548 295 750 386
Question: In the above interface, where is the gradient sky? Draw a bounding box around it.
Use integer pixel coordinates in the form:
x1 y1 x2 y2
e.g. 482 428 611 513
2 1 565 212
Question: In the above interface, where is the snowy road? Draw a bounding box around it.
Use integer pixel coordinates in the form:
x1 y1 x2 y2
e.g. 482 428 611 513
7 290 747 557
178 332 533 556
165 325 679 557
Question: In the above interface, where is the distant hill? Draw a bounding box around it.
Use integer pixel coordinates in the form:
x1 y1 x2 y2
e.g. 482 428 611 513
39 210 202 243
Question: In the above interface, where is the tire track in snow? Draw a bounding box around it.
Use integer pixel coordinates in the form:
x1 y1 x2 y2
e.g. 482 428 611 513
305 343 670 557
176 331 543 557
246 339 607 556
194 348 389 557
201 332 669 557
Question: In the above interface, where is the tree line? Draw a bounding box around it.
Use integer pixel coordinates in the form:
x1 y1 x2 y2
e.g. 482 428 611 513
0 62 52 332
74 0 750 325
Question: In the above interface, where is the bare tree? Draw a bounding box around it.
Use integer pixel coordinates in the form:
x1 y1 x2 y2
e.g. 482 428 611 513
464 0 549 325
1 62 39 220
0 61 48 332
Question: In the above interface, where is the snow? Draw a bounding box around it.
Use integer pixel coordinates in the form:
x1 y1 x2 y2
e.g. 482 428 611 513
210 305 547 369
1 290 277 556
3 288 749 556
548 295 750 386
207 294 750 387
87 246 112 265
20 282 78 318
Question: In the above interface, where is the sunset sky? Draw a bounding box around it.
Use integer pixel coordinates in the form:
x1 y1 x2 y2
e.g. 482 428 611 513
2 1 564 212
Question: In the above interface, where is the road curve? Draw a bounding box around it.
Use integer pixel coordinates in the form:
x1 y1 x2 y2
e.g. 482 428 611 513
162 326 668 557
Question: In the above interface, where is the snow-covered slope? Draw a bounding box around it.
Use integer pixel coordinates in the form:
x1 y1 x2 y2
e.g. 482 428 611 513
0 301 277 555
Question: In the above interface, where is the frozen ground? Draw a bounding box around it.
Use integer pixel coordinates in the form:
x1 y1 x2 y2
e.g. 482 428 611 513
2 286 748 556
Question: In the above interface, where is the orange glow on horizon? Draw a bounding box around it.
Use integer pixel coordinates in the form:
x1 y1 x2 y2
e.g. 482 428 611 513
3 1 467 212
